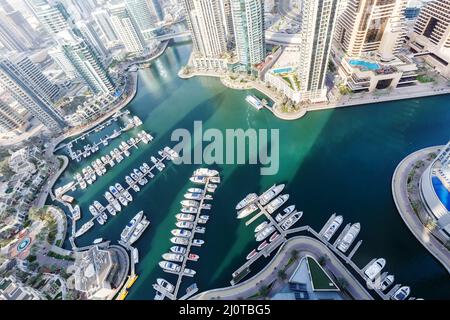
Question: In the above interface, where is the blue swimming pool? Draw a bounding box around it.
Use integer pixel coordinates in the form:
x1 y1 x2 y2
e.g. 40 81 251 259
348 59 380 71
272 67 294 74
432 176 450 211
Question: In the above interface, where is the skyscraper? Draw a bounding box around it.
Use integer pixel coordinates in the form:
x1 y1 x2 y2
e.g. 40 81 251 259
76 20 109 58
49 46 78 79
0 100 25 133
56 30 115 94
298 0 340 100
410 0 450 77
27 0 73 34
0 58 66 133
183 0 227 58
7 53 60 102
220 0 235 45
148 0 164 22
0 1 40 48
231 0 265 68
109 3 145 53
0 13 28 52
125 0 155 39
92 8 119 44
335 0 407 58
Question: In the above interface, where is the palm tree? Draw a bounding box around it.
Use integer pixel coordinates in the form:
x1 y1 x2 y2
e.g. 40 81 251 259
318 255 328 266
290 249 299 261
336 277 348 290
277 270 287 281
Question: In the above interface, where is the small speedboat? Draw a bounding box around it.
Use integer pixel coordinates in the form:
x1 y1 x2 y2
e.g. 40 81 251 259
379 275 394 291
192 239 204 246
187 253 199 261
156 278 174 293
176 221 194 229
258 240 269 251
269 232 280 242
246 249 258 260
175 214 195 221
171 229 192 238
96 216 105 225
184 193 203 200
159 261 180 272
89 205 98 216
181 207 198 214
181 200 199 207
188 188 203 194
184 268 196 276
391 286 410 300
364 258 386 281
170 246 187 254
170 237 189 245
162 253 184 262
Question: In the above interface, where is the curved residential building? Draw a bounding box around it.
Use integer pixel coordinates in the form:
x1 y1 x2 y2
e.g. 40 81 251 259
420 141 450 235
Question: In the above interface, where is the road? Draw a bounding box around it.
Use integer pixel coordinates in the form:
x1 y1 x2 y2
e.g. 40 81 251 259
192 236 373 300
278 0 301 23
392 146 450 275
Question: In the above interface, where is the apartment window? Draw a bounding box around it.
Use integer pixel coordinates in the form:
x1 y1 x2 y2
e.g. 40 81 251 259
423 17 438 38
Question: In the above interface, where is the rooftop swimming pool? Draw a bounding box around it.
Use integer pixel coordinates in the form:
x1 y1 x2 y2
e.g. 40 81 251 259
272 66 295 74
348 59 381 71
432 176 450 211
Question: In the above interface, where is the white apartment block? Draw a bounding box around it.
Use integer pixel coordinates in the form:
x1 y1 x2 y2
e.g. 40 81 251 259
109 3 146 54
299 0 340 102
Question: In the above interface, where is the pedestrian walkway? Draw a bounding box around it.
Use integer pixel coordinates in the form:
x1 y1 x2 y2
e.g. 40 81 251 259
392 146 450 275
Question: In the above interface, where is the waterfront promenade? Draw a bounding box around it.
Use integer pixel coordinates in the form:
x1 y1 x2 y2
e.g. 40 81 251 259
392 146 450 275
192 236 373 300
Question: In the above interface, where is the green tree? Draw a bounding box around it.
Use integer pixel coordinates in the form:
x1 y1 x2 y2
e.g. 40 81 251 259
336 277 348 290
277 270 287 281
290 249 299 261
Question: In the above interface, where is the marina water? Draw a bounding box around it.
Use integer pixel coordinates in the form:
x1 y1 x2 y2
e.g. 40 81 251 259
51 40 450 300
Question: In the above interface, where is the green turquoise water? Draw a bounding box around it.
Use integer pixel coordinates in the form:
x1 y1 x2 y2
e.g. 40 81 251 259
52 40 450 300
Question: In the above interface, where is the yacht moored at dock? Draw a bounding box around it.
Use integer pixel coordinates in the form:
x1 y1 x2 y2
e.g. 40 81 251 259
237 203 259 219
259 184 285 206
236 193 258 210
379 275 395 291
74 221 94 238
364 258 386 281
337 223 361 253
255 225 276 242
266 194 289 214
391 286 410 300
323 215 343 241
120 211 144 243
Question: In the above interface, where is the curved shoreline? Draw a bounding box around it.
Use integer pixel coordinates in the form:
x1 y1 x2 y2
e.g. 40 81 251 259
392 146 450 275
192 235 373 300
